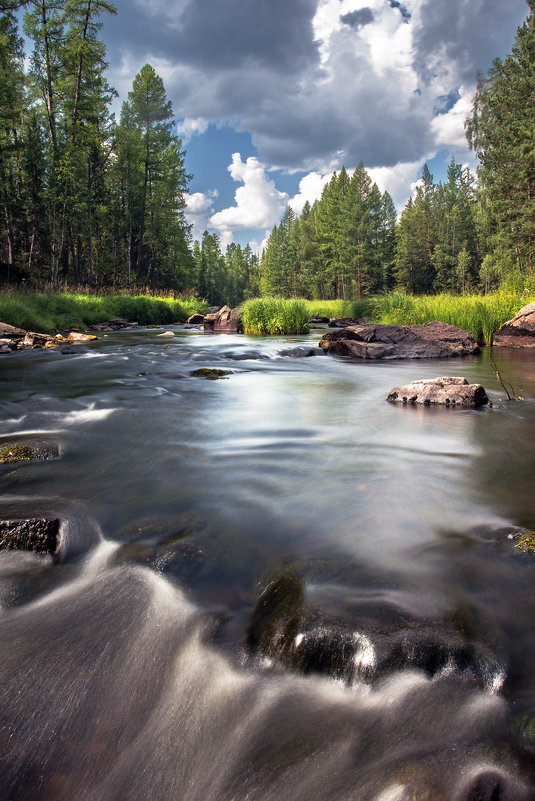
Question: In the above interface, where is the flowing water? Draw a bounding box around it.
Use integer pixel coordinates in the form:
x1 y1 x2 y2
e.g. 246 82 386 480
1 325 535 801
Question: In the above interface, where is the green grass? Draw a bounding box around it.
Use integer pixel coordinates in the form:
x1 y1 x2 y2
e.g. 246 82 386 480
348 291 535 345
0 291 209 334
242 297 310 335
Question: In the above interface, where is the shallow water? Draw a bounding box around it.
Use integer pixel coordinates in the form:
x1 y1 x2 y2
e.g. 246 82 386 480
1 326 534 800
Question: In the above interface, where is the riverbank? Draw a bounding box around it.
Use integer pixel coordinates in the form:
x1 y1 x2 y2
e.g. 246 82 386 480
0 289 533 341
0 291 209 335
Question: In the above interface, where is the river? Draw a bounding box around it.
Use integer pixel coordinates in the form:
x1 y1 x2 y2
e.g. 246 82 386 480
0 325 534 801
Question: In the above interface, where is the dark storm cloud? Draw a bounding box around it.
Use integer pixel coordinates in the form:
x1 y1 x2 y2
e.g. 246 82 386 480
388 0 411 23
103 0 531 176
105 0 319 75
340 8 375 30
413 0 528 85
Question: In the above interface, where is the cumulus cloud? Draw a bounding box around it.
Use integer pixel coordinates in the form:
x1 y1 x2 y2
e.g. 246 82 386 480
289 172 332 215
185 190 218 242
104 0 530 240
209 154 288 241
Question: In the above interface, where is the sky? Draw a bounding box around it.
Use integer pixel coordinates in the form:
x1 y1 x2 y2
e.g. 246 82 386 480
99 0 530 251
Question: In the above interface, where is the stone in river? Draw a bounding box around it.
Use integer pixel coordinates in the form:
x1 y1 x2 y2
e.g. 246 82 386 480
0 518 59 554
186 313 205 324
320 320 479 359
66 331 98 343
0 338 17 353
0 440 59 463
387 376 488 407
493 301 535 347
203 305 243 334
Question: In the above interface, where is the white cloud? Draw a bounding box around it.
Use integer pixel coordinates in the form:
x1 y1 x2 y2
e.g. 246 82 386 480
288 171 331 214
209 153 288 241
431 86 473 150
184 190 219 242
177 117 209 140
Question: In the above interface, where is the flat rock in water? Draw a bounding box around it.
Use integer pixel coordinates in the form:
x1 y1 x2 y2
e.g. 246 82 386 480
0 518 59 554
67 331 97 342
320 320 479 359
89 319 138 331
493 301 535 347
387 376 488 407
0 322 26 338
280 346 325 358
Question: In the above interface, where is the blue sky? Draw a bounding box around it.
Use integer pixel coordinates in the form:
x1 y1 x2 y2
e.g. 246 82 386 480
96 0 529 251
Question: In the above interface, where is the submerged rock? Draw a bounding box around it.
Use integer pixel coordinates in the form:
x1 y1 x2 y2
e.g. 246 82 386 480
156 331 175 337
203 305 243 334
191 368 231 380
387 376 488 407
0 440 59 463
280 346 325 358
493 301 535 348
0 518 59 554
320 320 479 360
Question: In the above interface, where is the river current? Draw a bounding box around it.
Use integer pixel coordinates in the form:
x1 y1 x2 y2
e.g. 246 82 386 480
0 325 534 801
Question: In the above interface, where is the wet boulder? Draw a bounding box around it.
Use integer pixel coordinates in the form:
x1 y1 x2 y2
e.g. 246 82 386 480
280 346 325 358
0 518 59 554
387 376 488 407
66 331 97 343
0 338 17 353
203 305 243 334
309 315 330 325
186 313 205 325
320 321 479 359
492 301 535 348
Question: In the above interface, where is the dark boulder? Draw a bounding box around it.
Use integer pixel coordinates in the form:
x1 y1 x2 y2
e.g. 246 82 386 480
492 301 535 348
0 518 59 554
186 313 205 325
280 346 325 358
203 305 243 334
191 368 231 380
387 376 488 407
320 320 479 359
88 319 138 331
309 316 330 325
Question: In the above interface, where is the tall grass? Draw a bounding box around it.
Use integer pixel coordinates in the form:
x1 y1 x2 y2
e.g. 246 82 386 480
0 291 209 334
242 297 310 335
348 291 534 345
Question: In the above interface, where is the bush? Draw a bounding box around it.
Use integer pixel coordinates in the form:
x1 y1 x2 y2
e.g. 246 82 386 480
242 297 310 335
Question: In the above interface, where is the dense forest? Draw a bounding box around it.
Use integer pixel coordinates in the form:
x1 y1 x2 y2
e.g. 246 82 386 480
0 0 534 301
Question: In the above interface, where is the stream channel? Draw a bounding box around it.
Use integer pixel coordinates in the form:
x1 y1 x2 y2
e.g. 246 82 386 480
1 324 535 800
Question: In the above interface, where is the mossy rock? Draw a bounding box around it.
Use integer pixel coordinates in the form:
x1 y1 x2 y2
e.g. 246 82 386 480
515 532 535 553
0 518 59 553
191 368 231 380
0 441 59 464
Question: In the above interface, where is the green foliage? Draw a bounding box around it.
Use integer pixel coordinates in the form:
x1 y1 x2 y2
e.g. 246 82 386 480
361 291 533 345
0 290 208 332
242 297 310 335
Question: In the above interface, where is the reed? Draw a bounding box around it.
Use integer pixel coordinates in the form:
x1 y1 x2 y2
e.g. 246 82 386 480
0 291 208 334
349 291 533 345
242 297 310 335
